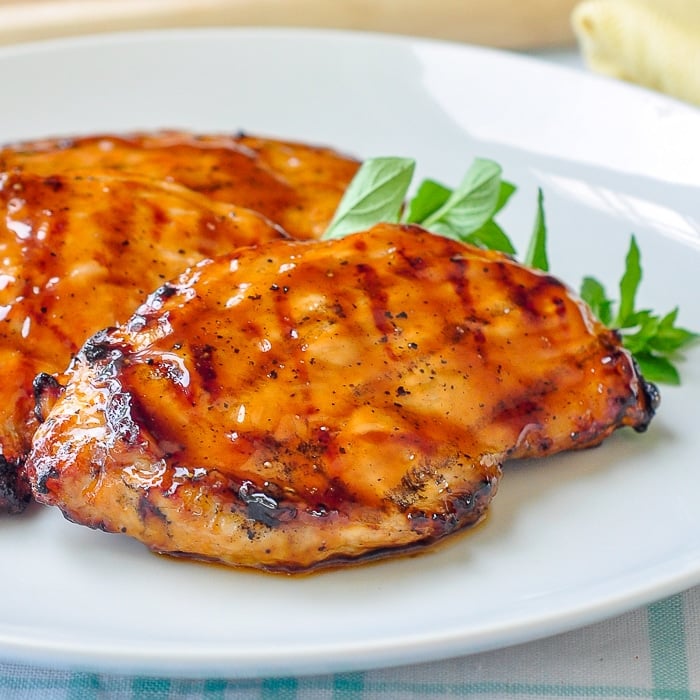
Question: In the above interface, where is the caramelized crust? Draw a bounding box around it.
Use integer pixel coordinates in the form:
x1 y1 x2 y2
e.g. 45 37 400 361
0 131 360 240
25 224 657 571
0 130 358 512
0 170 284 511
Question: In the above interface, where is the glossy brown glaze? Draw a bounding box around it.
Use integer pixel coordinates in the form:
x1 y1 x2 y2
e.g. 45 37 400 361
0 170 284 512
0 131 360 240
25 224 657 571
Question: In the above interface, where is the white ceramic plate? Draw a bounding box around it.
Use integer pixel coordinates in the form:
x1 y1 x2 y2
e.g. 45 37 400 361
1 28 699 679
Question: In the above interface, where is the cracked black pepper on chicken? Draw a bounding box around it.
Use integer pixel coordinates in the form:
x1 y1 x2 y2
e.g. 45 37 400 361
25 223 657 572
0 131 360 512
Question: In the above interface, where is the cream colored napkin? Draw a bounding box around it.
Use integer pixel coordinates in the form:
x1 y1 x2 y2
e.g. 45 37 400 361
572 0 700 105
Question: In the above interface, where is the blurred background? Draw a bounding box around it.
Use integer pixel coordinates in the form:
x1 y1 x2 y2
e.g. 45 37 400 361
0 0 580 50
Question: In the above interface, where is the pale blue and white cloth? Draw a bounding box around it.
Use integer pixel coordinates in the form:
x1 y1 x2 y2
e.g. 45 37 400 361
0 586 697 699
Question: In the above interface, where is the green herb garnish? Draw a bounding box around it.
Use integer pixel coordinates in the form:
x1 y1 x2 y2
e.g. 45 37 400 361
323 157 415 240
580 236 698 385
325 157 516 253
523 188 549 272
323 156 698 383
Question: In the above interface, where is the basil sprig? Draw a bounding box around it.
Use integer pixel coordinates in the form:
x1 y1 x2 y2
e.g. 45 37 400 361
325 156 517 253
323 157 415 240
323 156 698 384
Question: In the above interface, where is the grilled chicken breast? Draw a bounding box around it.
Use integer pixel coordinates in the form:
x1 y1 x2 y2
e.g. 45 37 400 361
0 170 284 512
26 224 657 571
0 131 358 513
0 131 360 240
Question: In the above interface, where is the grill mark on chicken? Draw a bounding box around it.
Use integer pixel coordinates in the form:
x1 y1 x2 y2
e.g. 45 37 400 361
0 168 289 512
25 224 657 572
1 130 360 240
191 344 218 392
356 262 395 341
1 130 359 512
446 254 473 308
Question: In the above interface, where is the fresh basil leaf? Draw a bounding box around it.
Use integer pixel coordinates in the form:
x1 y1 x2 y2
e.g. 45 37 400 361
323 157 415 240
580 276 613 326
407 176 516 228
523 188 549 272
421 158 503 235
405 179 452 224
615 235 642 327
494 180 517 215
463 219 517 255
410 177 518 254
632 352 681 386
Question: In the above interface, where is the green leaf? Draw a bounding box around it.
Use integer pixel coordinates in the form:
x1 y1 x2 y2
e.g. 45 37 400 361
323 157 415 240
632 352 681 386
494 180 517 215
409 176 518 254
585 234 696 384
579 236 697 384
615 235 642 327
463 219 517 255
580 276 614 326
421 158 503 235
615 303 698 352
619 311 660 355
523 188 549 272
405 178 452 224
649 308 700 353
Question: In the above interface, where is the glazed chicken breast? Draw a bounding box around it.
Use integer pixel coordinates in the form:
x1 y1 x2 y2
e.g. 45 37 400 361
0 170 284 512
0 131 360 240
26 224 657 572
0 131 358 513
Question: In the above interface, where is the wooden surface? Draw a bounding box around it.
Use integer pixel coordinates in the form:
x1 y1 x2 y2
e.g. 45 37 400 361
0 0 579 49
